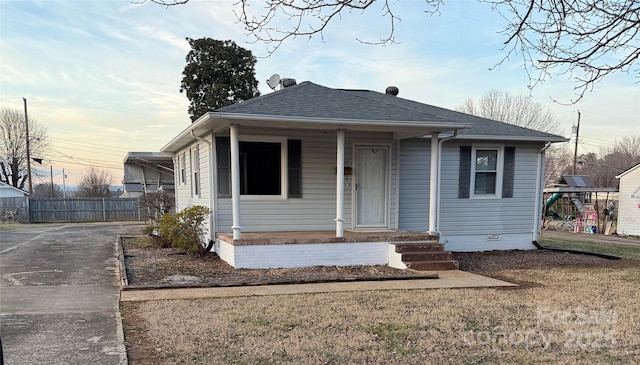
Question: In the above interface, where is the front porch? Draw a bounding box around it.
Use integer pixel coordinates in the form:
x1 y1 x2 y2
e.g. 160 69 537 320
215 230 459 270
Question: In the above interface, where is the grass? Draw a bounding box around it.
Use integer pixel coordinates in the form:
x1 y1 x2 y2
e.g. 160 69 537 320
538 237 640 260
122 264 640 364
123 236 158 249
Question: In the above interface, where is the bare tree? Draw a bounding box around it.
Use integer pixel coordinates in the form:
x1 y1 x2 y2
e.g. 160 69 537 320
599 135 640 179
75 167 113 198
33 182 64 198
457 89 560 133
487 0 639 103
148 0 638 102
544 145 572 186
565 136 640 187
0 107 49 190
139 191 175 221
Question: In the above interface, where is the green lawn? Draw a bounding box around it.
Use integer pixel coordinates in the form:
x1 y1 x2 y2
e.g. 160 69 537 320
538 237 640 261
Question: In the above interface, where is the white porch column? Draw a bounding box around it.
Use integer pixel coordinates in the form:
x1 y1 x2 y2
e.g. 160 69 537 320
335 130 345 238
428 132 439 234
230 125 241 239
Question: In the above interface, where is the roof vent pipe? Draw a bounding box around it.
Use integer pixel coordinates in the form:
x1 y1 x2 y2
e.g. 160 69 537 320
385 86 399 96
281 78 297 88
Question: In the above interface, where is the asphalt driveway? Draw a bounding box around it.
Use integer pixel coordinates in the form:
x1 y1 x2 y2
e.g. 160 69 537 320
0 222 144 365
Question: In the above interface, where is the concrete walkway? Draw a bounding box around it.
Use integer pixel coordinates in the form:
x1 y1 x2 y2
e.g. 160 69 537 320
120 270 517 302
1 222 144 365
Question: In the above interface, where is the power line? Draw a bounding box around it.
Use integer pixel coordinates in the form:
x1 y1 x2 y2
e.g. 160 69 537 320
49 147 122 170
49 137 133 153
50 143 126 158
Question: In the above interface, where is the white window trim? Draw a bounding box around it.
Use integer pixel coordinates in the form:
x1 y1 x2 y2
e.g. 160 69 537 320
193 144 201 198
470 145 504 199
189 149 194 197
180 153 186 184
238 135 288 201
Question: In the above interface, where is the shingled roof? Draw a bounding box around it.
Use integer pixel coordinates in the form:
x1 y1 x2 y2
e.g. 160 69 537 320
163 81 566 152
214 81 565 141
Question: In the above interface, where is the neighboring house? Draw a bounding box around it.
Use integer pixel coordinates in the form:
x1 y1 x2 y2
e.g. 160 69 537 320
615 163 640 236
161 81 566 269
0 181 28 198
0 181 29 222
122 152 175 199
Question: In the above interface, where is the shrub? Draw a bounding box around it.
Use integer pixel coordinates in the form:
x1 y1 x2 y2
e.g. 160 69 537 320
156 205 211 255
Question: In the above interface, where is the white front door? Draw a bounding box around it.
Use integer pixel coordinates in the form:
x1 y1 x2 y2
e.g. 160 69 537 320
355 146 389 228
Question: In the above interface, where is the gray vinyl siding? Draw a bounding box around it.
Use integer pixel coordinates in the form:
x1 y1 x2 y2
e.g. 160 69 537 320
398 138 431 231
216 128 396 232
439 140 541 235
398 138 543 235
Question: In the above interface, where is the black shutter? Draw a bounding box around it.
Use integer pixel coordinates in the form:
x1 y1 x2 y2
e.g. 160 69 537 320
216 137 231 197
288 140 302 198
502 147 515 198
459 146 471 198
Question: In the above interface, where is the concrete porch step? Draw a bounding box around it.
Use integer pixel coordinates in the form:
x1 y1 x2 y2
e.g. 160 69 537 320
401 251 453 262
395 243 445 253
406 260 460 271
394 240 458 271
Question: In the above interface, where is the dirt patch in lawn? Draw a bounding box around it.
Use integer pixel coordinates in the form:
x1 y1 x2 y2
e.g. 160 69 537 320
122 236 637 288
122 236 433 287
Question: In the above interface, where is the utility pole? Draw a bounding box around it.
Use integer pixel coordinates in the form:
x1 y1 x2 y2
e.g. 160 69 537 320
50 163 54 197
24 98 33 195
572 111 581 175
63 168 67 199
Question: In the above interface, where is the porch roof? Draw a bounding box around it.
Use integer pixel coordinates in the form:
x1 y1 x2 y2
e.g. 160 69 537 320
162 82 472 152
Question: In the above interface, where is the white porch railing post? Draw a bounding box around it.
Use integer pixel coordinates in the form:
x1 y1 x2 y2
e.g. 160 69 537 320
428 132 439 234
336 130 345 238
230 125 242 240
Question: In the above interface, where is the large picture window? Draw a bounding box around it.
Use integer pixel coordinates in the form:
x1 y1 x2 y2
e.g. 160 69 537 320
240 141 281 195
216 136 302 198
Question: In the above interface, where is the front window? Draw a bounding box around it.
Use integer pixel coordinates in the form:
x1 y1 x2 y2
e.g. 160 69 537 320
216 135 301 199
240 141 281 195
471 147 503 197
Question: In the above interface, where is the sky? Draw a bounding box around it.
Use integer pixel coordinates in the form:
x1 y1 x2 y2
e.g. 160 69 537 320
1 0 638 187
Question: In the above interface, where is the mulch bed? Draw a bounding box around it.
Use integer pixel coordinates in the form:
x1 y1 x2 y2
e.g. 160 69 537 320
121 237 638 288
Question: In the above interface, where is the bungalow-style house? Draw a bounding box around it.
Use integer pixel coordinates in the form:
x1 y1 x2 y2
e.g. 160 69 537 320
615 163 640 236
161 81 566 269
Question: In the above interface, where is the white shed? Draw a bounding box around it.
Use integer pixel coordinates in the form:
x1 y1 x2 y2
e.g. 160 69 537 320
615 163 640 236
0 181 29 198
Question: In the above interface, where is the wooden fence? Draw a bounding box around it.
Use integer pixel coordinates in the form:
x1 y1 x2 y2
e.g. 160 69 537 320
0 197 142 223
0 196 30 222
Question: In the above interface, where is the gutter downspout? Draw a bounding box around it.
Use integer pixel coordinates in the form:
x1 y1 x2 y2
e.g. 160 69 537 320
191 130 215 250
533 142 552 242
435 130 458 235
